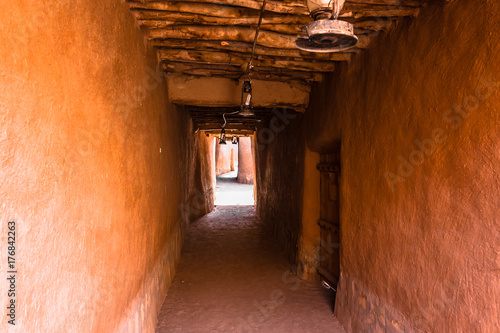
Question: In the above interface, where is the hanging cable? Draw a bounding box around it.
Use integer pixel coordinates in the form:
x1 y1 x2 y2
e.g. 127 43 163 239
221 0 266 133
222 110 240 128
245 0 267 75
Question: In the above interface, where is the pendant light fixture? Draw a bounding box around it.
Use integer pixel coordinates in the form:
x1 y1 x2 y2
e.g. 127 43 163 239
238 0 267 117
219 0 266 131
239 79 254 116
219 128 227 144
295 0 358 53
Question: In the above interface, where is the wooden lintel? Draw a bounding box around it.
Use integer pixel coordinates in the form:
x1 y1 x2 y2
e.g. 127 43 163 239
166 74 310 111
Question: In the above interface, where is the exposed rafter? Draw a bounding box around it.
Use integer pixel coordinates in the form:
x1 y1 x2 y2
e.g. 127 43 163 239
186 105 298 133
127 0 423 82
126 0 425 131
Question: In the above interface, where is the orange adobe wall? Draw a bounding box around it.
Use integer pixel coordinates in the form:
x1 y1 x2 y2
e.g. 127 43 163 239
305 1 499 331
215 143 238 176
0 1 213 332
237 137 254 184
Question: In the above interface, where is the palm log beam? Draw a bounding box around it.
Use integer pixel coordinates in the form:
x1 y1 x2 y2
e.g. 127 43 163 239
127 0 422 82
126 0 424 129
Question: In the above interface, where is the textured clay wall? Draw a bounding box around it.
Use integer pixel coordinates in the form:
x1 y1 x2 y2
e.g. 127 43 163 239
297 147 321 280
183 129 216 223
255 112 305 264
215 143 238 176
306 1 499 332
0 1 213 332
237 137 254 184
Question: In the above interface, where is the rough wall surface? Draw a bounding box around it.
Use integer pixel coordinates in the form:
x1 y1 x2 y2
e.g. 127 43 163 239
297 147 321 280
306 1 500 331
255 113 305 265
209 137 217 194
215 143 237 176
184 125 216 222
237 137 254 185
0 1 213 332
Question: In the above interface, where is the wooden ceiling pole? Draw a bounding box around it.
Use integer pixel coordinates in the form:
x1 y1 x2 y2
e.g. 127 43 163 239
125 0 425 129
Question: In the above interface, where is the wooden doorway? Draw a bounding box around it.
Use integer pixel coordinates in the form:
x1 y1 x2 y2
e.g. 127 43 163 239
317 152 341 308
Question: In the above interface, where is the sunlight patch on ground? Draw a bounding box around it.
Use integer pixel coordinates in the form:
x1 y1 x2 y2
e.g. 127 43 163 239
215 170 255 206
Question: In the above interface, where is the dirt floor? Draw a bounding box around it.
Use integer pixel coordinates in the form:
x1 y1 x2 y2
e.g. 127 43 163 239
156 176 345 332
214 170 255 206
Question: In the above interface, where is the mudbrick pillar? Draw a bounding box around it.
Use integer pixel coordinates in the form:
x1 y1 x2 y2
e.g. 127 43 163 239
237 137 254 184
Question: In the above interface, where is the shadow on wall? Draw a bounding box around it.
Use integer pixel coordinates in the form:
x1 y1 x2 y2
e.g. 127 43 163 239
254 111 305 265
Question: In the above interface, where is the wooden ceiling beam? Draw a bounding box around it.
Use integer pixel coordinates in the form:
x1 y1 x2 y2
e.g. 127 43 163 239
128 1 422 16
153 39 355 62
341 8 419 19
139 18 392 35
149 26 295 49
346 0 422 6
148 26 372 49
162 63 324 81
135 10 311 25
191 116 263 122
187 106 280 113
157 49 336 72
133 5 417 27
124 1 426 114
195 123 258 131
203 129 255 136
128 0 308 16
190 114 269 120
187 105 298 128
139 20 303 35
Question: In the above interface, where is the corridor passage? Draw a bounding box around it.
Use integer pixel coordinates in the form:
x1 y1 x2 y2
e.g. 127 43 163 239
155 205 345 333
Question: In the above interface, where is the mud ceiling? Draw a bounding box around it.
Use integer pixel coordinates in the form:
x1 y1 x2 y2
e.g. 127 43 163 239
127 0 425 132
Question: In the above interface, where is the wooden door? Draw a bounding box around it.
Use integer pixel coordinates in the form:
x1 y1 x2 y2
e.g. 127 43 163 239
317 153 341 303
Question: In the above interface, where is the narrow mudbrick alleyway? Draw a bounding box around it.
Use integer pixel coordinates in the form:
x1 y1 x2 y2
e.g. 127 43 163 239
156 206 344 333
2 0 498 332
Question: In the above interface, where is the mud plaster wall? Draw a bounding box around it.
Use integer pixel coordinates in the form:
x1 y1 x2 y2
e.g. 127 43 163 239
297 147 321 280
306 1 500 332
209 137 217 195
0 1 213 332
237 137 254 185
215 143 238 176
182 113 216 222
255 114 305 265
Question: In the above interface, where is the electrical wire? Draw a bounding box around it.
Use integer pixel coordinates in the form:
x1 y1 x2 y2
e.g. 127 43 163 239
246 0 267 75
222 0 266 129
222 110 240 128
